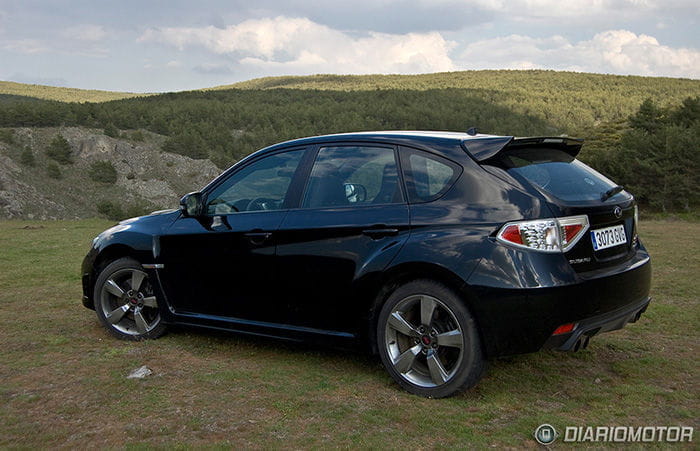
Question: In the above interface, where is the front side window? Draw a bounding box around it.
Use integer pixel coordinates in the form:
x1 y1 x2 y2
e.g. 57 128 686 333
206 149 305 215
302 146 403 209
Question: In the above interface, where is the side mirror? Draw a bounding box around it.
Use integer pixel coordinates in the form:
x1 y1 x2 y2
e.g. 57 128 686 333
180 192 204 217
344 183 367 203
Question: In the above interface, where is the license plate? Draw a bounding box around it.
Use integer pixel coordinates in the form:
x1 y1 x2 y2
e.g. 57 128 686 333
590 224 627 251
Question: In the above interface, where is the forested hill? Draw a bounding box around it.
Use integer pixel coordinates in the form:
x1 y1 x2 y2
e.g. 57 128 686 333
0 70 698 216
223 70 699 128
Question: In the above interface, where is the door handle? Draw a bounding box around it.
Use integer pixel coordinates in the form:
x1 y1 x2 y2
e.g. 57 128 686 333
244 231 272 244
362 228 399 239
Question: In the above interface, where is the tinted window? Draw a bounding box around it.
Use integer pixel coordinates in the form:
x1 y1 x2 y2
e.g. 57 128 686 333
497 148 621 202
302 146 403 208
404 151 459 203
206 149 305 214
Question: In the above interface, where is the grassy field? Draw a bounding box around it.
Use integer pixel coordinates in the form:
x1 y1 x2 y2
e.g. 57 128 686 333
0 219 697 447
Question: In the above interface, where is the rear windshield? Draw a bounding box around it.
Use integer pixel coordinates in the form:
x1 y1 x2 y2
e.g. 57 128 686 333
494 147 622 202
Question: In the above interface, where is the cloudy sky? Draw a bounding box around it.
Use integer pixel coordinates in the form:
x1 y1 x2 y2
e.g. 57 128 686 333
0 0 698 92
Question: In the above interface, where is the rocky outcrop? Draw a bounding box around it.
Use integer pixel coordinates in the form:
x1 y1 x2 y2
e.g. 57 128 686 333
0 127 224 219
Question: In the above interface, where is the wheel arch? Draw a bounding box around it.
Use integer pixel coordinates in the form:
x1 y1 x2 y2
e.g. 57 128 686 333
363 261 487 356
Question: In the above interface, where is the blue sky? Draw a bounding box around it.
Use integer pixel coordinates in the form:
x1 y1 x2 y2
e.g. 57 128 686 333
0 0 698 92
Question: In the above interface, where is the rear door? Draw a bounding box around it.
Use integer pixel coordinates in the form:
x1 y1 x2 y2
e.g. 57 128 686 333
275 144 410 333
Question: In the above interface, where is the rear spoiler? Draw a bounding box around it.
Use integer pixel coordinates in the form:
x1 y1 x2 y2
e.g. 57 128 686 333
462 136 584 162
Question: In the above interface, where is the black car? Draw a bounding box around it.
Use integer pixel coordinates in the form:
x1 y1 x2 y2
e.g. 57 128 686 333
81 131 651 398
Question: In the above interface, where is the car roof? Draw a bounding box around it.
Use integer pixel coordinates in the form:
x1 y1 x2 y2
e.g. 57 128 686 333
262 130 511 152
203 130 515 193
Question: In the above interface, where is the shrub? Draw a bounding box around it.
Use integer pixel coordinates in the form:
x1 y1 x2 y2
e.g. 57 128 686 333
46 134 72 164
96 201 123 220
104 123 120 138
88 161 118 184
20 147 35 166
0 129 14 145
130 130 145 142
46 162 62 179
162 132 208 159
97 200 152 220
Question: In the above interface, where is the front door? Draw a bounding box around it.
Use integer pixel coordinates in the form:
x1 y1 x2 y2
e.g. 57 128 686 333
158 148 307 320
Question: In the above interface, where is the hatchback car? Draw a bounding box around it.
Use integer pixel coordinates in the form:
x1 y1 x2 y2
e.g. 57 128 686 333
82 131 651 398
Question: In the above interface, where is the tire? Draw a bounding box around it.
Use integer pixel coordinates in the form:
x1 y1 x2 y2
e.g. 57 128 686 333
376 279 484 398
93 257 167 340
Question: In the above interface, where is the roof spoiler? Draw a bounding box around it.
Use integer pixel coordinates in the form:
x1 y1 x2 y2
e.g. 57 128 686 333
463 136 584 162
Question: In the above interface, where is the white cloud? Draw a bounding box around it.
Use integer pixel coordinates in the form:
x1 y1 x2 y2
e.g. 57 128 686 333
2 25 108 57
61 24 107 42
138 16 699 80
458 30 700 78
3 39 49 54
139 16 456 74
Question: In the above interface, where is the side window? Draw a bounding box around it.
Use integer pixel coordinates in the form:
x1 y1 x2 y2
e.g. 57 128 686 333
302 146 403 209
404 150 460 203
206 149 305 214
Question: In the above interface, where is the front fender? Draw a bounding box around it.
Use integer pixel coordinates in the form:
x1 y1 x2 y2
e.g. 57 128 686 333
81 211 179 308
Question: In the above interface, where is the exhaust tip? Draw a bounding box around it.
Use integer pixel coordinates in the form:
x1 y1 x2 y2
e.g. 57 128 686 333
573 339 581 352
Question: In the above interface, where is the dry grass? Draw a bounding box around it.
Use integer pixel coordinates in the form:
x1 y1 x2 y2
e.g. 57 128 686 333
0 219 697 448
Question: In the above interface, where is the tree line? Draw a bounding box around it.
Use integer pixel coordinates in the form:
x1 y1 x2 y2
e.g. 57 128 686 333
0 83 698 212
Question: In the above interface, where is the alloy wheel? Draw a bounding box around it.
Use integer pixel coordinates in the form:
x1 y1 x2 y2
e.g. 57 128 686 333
384 294 464 388
98 267 161 336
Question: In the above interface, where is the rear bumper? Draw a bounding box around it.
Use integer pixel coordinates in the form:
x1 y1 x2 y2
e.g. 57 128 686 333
470 250 651 358
542 295 650 351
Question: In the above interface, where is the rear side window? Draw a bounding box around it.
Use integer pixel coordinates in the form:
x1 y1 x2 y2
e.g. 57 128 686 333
496 147 620 202
302 145 403 209
402 150 460 203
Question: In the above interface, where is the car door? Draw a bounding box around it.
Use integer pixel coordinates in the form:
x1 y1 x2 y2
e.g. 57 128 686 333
158 148 307 321
275 144 410 334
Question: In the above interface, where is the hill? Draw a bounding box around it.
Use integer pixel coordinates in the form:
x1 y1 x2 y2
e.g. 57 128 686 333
222 70 700 127
0 70 698 218
0 80 147 103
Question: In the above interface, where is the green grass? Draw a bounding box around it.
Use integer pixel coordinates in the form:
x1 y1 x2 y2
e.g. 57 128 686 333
0 219 697 447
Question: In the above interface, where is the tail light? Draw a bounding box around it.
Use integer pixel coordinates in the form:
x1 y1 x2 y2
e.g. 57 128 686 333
552 322 577 335
632 205 639 247
496 215 589 253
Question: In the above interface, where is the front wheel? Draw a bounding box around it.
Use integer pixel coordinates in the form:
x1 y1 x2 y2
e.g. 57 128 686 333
93 257 167 340
377 280 484 398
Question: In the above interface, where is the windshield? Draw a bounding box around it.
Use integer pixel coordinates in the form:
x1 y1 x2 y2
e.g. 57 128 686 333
495 147 623 202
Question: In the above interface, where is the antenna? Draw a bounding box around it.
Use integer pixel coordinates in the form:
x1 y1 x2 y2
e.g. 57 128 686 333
466 127 478 136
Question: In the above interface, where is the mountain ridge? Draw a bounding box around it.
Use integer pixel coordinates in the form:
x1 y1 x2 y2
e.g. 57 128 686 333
3 70 699 103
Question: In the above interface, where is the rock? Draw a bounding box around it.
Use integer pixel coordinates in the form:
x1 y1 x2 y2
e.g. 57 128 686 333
127 365 153 379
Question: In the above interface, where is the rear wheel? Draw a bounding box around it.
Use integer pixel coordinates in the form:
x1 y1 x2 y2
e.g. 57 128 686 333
94 257 167 340
377 280 484 398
